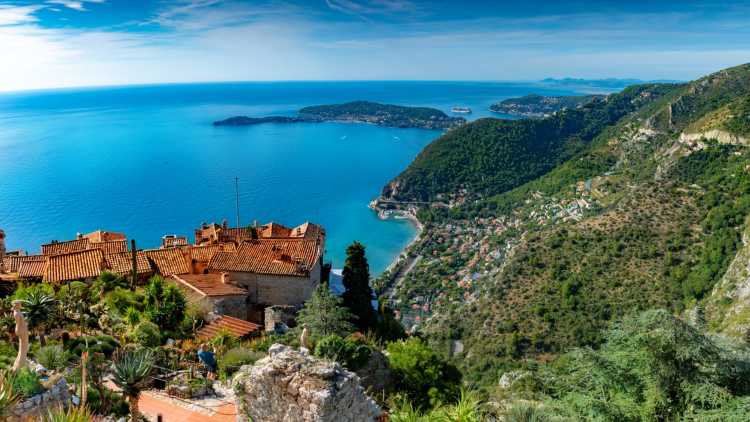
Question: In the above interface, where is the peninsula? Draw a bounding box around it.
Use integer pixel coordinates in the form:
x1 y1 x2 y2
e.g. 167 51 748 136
489 93 604 118
213 100 465 130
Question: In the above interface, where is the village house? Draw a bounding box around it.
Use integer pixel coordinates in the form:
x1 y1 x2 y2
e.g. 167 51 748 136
1 220 326 326
172 272 249 319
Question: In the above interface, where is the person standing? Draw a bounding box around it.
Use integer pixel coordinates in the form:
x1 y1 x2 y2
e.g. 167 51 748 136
197 344 217 380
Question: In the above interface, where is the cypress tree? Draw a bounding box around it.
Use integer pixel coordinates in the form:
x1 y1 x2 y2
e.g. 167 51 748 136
341 241 377 331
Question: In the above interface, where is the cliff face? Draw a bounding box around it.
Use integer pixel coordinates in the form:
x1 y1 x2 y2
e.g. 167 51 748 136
232 344 382 422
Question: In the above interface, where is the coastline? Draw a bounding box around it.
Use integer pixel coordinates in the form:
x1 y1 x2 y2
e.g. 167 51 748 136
368 198 424 274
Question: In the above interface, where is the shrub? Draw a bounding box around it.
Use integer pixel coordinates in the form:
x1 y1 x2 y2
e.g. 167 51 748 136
0 370 20 417
386 337 461 410
314 335 372 371
143 276 186 332
209 329 239 354
34 345 68 371
105 288 143 316
0 342 17 370
124 307 141 327
86 385 129 417
218 347 264 380
131 321 161 347
12 368 43 398
66 335 119 358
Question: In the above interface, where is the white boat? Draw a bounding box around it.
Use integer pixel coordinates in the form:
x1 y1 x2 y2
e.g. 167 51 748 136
451 106 472 114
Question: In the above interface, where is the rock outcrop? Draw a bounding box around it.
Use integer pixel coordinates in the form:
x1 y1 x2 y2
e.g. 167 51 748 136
232 344 382 422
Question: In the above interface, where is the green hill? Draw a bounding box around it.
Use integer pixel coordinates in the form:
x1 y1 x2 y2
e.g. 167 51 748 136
380 84 678 203
377 63 750 388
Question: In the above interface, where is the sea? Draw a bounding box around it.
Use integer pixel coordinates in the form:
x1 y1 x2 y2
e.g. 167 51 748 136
0 80 626 274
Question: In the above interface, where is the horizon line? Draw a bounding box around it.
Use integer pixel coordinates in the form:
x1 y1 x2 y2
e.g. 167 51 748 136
0 77 683 96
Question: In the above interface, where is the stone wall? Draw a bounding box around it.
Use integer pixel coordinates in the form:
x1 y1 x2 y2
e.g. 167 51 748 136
227 259 321 307
264 305 299 333
232 344 382 422
214 295 248 320
5 376 70 421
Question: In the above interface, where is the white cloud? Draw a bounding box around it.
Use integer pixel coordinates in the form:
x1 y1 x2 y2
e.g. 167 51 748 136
0 1 748 91
0 5 41 26
326 0 414 15
46 0 105 12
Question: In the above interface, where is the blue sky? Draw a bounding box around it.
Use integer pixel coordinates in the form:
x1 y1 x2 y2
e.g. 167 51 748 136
1 0 749 90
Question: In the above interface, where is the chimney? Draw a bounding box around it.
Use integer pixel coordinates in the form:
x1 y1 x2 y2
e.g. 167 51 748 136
221 272 229 284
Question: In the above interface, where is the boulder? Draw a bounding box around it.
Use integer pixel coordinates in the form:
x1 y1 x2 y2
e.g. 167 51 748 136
232 344 382 422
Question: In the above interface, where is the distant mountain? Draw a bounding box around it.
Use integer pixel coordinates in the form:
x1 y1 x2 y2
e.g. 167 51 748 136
540 77 680 88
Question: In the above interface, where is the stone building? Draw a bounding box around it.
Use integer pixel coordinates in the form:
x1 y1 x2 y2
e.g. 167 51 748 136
172 272 249 320
161 234 188 248
207 236 324 322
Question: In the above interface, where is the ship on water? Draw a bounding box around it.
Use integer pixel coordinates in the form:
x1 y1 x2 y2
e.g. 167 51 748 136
450 106 472 114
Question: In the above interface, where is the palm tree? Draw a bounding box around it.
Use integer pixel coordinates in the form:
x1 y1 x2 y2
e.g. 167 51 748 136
21 290 57 346
0 370 20 418
111 348 153 421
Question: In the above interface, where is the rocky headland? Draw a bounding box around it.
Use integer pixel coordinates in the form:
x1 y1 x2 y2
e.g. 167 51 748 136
214 100 465 130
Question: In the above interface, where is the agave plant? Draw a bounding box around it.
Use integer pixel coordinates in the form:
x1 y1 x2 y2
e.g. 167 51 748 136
504 402 554 422
42 406 98 422
0 370 20 418
435 389 484 422
111 348 154 421
20 289 58 346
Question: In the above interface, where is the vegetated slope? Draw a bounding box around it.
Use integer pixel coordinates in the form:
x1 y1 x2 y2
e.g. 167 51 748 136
380 84 677 203
378 63 750 387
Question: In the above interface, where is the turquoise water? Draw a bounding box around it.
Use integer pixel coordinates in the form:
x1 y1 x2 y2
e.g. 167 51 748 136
0 81 614 273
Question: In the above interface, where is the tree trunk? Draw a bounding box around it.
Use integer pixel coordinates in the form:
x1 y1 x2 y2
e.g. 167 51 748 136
38 331 46 347
129 394 140 421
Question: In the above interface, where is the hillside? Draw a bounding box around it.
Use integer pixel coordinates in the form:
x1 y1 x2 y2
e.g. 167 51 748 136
375 63 750 387
378 84 678 203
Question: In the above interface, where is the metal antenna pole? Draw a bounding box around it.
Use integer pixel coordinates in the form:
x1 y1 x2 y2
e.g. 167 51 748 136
235 176 241 228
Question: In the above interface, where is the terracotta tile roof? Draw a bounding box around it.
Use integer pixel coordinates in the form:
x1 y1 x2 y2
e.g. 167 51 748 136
41 238 90 255
258 222 292 238
88 239 128 255
222 227 251 243
207 238 322 277
3 255 44 273
197 315 261 339
44 249 105 283
196 222 257 245
289 222 324 240
83 230 126 243
17 256 47 278
144 248 190 276
186 244 235 263
172 274 247 297
106 251 153 276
